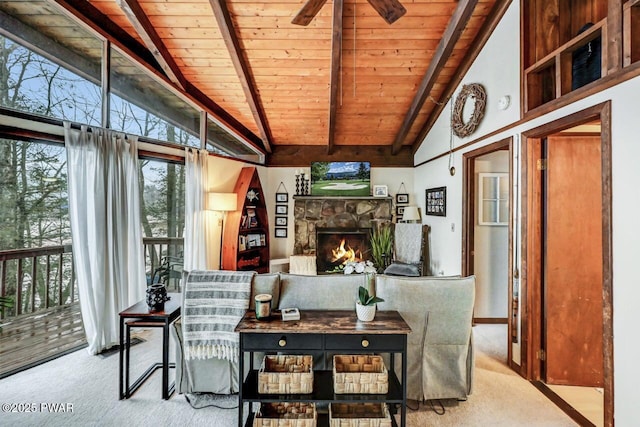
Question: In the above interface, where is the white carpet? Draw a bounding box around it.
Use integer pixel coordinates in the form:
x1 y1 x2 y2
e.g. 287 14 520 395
0 325 577 426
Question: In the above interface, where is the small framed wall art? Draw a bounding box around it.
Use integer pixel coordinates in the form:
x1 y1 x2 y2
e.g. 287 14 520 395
276 181 289 222
275 216 288 226
275 228 288 238
396 206 405 216
396 193 409 204
373 185 388 197
425 186 446 216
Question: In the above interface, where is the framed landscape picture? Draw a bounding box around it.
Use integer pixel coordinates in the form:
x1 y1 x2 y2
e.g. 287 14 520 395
275 216 287 226
425 187 446 216
275 228 287 238
310 161 370 196
275 193 288 203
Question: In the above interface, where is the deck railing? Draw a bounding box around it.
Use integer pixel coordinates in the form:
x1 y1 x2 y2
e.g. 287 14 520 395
143 237 184 291
0 245 75 319
0 237 184 321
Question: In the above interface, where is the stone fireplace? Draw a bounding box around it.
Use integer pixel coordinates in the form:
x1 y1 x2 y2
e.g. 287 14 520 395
293 196 392 273
315 227 371 274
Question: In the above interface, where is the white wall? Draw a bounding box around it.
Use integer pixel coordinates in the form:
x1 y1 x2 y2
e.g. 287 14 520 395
414 1 640 422
414 2 520 276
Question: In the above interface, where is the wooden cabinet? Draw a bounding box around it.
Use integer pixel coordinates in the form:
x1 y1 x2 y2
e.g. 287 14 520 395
523 0 608 112
222 167 270 273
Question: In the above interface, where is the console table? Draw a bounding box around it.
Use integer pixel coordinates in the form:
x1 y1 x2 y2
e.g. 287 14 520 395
235 310 411 427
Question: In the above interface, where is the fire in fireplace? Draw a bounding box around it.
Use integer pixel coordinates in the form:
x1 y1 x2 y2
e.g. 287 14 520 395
316 228 371 274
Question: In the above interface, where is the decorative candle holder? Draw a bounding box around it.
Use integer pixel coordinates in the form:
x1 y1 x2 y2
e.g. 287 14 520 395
146 284 170 312
295 170 302 195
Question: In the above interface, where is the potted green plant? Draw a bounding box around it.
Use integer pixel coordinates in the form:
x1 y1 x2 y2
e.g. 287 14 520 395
369 224 393 273
355 285 384 322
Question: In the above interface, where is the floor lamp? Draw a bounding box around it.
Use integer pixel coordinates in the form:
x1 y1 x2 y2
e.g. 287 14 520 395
208 192 237 269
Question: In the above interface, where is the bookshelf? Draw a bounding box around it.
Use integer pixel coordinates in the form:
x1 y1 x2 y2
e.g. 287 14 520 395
222 167 270 273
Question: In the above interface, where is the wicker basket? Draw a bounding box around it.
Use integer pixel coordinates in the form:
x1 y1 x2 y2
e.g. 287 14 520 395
253 402 317 427
329 403 392 427
333 355 388 394
258 355 314 394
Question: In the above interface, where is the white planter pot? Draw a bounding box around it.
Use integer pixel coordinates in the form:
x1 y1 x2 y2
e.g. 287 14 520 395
356 302 376 322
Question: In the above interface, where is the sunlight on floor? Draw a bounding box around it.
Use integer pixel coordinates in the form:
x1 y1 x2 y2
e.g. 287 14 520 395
547 384 604 427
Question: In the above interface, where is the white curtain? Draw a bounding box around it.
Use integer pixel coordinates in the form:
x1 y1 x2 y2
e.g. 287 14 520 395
64 123 146 355
183 148 209 271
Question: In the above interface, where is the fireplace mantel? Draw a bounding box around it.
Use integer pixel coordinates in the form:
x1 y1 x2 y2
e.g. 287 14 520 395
293 195 392 201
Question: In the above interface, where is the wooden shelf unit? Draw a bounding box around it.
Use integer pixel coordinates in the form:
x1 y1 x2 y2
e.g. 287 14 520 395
523 0 608 112
525 18 607 111
624 0 640 66
522 0 640 112
222 167 270 273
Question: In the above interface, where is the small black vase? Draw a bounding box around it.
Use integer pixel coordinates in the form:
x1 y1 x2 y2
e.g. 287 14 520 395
146 284 170 312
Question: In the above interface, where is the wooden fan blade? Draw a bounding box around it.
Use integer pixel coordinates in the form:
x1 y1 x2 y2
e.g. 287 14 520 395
366 0 407 24
292 0 329 26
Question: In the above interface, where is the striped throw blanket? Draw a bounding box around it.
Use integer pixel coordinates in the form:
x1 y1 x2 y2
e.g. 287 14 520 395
182 270 255 362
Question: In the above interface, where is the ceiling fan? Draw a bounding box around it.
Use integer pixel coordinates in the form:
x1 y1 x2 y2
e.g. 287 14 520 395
292 0 407 26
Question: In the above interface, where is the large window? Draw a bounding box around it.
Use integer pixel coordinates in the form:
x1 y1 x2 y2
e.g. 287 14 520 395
0 138 70 250
139 158 185 288
110 49 200 147
0 35 101 124
139 159 185 239
0 137 73 317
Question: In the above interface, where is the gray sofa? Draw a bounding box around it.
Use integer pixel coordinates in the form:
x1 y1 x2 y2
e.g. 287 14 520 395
172 272 475 402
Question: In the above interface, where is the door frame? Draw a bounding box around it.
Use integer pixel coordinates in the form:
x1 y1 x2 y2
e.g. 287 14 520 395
462 137 512 362
521 101 613 426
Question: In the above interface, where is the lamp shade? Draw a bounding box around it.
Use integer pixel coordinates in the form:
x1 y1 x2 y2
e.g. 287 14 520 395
208 192 237 212
402 206 421 223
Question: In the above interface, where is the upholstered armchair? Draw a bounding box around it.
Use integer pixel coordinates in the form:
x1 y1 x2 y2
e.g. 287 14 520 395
383 223 430 276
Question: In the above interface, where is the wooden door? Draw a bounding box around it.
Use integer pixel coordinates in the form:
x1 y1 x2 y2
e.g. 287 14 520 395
543 135 603 387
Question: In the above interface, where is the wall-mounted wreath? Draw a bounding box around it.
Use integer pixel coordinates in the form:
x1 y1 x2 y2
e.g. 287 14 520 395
451 83 486 138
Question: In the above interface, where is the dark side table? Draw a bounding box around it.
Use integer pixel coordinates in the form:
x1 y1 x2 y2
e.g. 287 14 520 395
118 293 181 400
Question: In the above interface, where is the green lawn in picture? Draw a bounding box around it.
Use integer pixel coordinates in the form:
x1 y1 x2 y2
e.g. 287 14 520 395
311 179 370 196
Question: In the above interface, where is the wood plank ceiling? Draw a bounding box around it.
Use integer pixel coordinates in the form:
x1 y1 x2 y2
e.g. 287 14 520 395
64 0 506 165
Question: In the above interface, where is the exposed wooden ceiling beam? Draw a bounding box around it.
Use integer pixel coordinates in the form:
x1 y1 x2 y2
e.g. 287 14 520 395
209 0 273 153
292 0 329 26
267 145 414 167
367 0 407 25
49 0 266 154
391 0 479 155
327 0 344 155
412 0 513 153
116 0 187 90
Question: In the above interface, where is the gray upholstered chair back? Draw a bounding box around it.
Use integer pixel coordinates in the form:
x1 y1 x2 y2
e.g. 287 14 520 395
383 224 430 276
